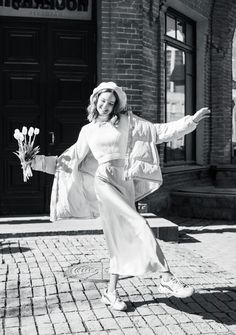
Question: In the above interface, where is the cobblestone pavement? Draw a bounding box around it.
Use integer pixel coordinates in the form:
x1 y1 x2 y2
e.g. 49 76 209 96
169 217 236 278
0 234 236 335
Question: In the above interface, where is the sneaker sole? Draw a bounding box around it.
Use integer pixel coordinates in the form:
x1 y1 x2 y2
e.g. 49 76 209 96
101 296 127 311
101 296 111 305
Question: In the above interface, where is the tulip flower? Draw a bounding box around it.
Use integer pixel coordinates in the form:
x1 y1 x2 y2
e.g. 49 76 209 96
13 126 40 182
31 128 40 147
18 133 24 142
13 132 19 140
28 127 34 146
28 127 34 137
22 126 27 135
34 128 40 135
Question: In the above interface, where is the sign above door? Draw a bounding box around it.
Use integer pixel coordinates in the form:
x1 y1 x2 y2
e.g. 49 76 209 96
0 0 92 20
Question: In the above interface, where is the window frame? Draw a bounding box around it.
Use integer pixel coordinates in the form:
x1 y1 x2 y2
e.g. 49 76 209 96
164 8 196 166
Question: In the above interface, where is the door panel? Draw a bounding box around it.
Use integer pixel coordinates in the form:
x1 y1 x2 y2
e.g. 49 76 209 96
47 22 95 155
3 71 40 106
0 20 45 215
0 18 96 215
3 26 41 64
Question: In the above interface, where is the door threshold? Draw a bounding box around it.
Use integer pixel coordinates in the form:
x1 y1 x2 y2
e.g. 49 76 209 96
0 215 50 223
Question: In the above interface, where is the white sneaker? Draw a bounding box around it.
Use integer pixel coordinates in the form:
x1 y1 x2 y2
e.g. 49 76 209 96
101 289 127 311
159 275 194 298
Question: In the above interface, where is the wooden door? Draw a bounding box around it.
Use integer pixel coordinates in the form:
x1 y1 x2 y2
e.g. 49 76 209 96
0 17 96 215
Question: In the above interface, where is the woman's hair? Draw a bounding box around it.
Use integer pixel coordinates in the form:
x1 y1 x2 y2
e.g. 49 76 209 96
87 88 126 125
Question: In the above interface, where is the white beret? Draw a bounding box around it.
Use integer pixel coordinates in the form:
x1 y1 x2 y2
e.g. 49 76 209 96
90 82 127 112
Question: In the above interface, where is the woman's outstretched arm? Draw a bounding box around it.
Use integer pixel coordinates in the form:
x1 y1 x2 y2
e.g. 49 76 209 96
154 107 210 144
31 125 90 175
31 155 58 175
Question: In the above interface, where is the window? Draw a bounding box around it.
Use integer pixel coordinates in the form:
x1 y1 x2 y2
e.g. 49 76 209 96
164 9 196 165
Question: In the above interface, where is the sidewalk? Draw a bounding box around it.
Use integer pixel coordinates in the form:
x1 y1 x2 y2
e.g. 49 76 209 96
0 217 236 335
0 214 178 241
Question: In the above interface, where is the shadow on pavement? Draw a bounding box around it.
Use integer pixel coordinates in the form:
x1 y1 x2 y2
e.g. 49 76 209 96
129 286 236 325
0 241 17 246
0 242 31 254
180 227 236 234
165 216 236 228
178 234 200 243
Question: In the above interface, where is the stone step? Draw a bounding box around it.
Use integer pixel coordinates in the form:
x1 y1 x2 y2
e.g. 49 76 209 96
210 164 236 188
171 186 236 220
0 213 178 242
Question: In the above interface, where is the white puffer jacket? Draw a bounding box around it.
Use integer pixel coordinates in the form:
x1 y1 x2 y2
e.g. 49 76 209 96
32 112 197 221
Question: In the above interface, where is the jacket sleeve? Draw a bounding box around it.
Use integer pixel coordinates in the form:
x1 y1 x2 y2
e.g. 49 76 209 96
31 126 90 175
75 125 90 163
31 155 57 175
154 115 197 144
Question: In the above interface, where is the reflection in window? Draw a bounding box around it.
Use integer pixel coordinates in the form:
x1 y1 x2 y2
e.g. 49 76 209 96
166 16 175 38
166 14 186 42
166 45 186 162
177 20 185 42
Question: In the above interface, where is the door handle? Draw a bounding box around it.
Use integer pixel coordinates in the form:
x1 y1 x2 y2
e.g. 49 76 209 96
49 131 55 145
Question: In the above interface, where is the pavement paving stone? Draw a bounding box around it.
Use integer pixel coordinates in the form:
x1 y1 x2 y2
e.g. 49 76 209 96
226 324 236 333
99 318 120 330
20 325 38 335
68 321 86 333
143 314 162 326
84 320 103 332
4 328 21 335
166 324 186 335
138 328 156 335
179 322 201 334
122 328 140 335
1 233 236 335
151 325 170 334
115 316 133 328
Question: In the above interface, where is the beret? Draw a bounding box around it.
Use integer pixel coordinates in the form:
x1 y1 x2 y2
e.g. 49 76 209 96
90 82 127 112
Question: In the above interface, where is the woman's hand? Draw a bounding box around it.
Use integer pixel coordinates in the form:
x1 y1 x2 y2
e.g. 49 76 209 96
192 107 211 124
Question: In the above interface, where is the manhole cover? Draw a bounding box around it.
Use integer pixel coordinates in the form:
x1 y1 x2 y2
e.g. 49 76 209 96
65 262 110 282
65 262 134 282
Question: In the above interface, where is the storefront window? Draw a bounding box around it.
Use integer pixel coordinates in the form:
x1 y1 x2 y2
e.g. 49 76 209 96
164 9 196 165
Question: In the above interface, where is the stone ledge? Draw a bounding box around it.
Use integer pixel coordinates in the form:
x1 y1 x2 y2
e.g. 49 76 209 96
144 214 178 242
0 213 178 242
171 186 236 220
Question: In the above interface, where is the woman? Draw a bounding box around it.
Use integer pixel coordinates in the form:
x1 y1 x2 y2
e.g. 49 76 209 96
32 82 210 311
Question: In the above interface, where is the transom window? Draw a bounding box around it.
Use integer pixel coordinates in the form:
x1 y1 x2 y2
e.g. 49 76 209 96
164 9 196 165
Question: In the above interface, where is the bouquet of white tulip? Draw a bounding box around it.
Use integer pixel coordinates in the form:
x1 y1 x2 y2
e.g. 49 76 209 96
13 126 40 182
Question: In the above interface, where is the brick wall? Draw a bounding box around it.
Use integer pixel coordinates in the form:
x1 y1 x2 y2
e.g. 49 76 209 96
98 0 236 213
147 168 212 214
210 0 236 164
141 0 160 123
100 0 144 115
179 0 211 17
200 3 212 166
100 0 165 120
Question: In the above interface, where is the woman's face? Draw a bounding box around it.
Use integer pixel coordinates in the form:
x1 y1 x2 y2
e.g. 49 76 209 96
97 92 116 118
